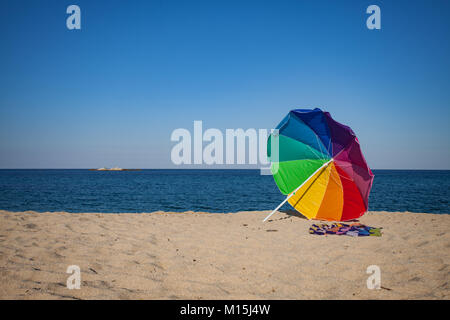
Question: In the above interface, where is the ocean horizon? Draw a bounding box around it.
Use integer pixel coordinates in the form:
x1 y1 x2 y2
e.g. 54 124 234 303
0 169 448 214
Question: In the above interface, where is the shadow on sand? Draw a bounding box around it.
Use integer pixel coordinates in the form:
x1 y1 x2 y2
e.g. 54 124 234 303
265 209 307 222
267 209 360 223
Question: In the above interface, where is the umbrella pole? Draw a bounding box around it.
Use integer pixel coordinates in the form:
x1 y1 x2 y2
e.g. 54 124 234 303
262 193 294 222
263 159 333 222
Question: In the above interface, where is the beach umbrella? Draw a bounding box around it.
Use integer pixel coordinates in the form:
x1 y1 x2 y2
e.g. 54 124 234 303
263 108 374 222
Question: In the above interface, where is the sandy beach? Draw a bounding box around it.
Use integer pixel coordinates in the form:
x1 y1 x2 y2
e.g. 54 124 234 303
0 209 448 300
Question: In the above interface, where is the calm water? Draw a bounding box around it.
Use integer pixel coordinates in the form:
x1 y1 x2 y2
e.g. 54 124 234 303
0 170 448 214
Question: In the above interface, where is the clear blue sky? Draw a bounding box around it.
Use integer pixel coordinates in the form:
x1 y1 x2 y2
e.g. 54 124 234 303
1 0 449 169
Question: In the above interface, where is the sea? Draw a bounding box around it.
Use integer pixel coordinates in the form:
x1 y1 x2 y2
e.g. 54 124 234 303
0 169 448 214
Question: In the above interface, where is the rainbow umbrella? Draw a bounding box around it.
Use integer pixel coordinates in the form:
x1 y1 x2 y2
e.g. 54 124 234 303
263 108 374 222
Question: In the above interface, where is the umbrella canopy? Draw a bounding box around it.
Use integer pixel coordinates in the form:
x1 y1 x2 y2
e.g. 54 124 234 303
267 108 374 221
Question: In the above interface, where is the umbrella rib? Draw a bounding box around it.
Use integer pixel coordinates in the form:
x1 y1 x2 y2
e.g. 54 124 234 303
305 143 327 161
314 134 327 161
291 112 331 159
327 138 332 158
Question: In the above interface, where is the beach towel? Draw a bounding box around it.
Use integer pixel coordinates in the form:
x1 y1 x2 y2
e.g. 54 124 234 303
309 223 382 237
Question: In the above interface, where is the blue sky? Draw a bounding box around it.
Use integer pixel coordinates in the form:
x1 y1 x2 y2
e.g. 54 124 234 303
0 0 449 169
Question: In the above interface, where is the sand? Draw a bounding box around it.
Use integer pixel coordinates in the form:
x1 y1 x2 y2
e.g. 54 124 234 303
0 209 448 300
